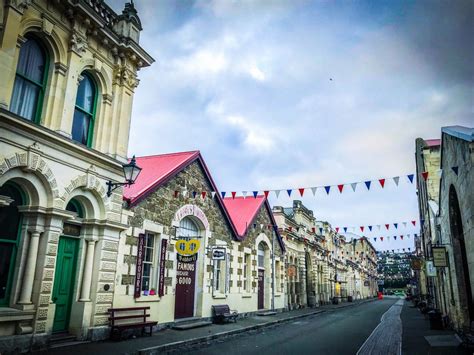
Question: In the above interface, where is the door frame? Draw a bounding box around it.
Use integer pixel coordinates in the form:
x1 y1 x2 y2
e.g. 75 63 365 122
174 256 197 319
258 268 265 310
52 235 80 332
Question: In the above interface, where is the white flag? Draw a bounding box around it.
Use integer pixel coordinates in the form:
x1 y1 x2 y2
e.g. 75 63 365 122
393 176 400 186
403 222 407 228
211 191 216 199
377 225 381 231
351 183 357 192
311 187 318 196
242 191 247 198
275 190 281 198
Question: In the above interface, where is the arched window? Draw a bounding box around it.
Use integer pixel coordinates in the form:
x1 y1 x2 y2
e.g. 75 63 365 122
0 183 25 306
10 36 48 122
72 73 97 146
179 217 199 238
66 198 84 218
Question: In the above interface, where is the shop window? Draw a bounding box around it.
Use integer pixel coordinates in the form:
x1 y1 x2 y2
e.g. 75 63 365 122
214 257 228 294
243 253 251 292
0 183 24 306
72 73 97 146
141 233 155 292
10 35 48 123
258 243 265 268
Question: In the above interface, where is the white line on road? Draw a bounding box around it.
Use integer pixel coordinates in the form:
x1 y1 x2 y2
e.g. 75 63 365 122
356 298 404 355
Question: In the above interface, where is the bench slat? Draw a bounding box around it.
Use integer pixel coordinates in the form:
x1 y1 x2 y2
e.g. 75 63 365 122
108 306 150 312
109 314 150 321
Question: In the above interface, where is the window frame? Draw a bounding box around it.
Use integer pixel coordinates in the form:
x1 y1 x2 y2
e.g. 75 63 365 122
72 72 98 147
141 232 156 292
0 182 25 307
243 253 251 292
11 34 50 124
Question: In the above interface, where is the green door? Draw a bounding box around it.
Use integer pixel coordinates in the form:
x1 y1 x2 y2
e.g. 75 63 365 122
52 236 79 332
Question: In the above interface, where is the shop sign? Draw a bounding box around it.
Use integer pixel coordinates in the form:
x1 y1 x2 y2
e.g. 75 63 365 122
158 239 168 297
212 247 226 260
287 265 296 277
173 204 209 230
432 247 447 267
426 261 437 277
63 223 81 237
134 233 145 298
410 258 423 270
176 239 200 256
176 256 196 286
177 254 198 263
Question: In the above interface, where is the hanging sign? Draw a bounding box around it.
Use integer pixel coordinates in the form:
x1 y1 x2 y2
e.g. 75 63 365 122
426 261 437 277
158 239 168 297
176 239 200 256
432 246 447 267
212 247 226 260
134 233 145 298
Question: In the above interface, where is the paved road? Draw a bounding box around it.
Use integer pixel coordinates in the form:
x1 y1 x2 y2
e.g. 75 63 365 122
182 298 400 355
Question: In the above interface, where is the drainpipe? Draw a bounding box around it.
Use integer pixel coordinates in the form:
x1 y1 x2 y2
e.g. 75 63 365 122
271 228 275 311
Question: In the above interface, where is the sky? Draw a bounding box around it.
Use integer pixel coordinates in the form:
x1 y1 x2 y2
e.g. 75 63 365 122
109 0 473 252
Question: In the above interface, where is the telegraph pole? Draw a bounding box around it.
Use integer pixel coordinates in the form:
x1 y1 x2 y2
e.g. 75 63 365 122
271 228 276 311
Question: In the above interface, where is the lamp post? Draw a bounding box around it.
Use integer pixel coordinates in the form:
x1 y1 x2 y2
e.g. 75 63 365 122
106 155 142 197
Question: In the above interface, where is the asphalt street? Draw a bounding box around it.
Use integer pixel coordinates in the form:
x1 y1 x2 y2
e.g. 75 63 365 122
182 298 399 355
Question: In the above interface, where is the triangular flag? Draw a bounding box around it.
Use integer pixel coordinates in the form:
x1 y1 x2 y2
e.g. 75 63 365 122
364 181 371 190
385 224 390 230
221 191 226 198
343 227 348 233
408 248 411 251
288 227 292 232
253 191 258 198
377 225 381 231
298 188 304 197
174 191 179 198
231 191 237 199
287 189 293 197
407 174 414 183
311 227 316 233
201 191 207 199
275 190 281 198
319 227 323 234
421 219 425 226
337 184 344 193
394 236 397 240
380 237 384 241
211 191 216 199
264 191 270 198
253 223 257 229
451 166 459 175
335 227 340 233
373 238 377 242
411 220 416 226
387 236 391 241
324 186 331 194
242 191 248 198
394 223 398 229
403 222 407 228
311 187 318 196
182 190 188 197
350 183 357 192
379 179 385 188
360 226 364 232
421 171 429 181
393 176 400 186
400 235 403 240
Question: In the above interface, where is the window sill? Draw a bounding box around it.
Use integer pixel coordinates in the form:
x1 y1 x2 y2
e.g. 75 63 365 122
212 293 227 299
135 295 161 302
241 293 253 298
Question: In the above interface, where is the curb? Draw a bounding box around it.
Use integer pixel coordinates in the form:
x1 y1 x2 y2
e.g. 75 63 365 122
138 299 375 354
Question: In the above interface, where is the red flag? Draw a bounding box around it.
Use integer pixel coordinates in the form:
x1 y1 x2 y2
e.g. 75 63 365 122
379 179 385 188
411 220 416 226
231 191 237 199
174 190 179 198
385 224 390 230
337 184 344 193
336 227 340 233
201 191 207 199
264 190 270 198
312 227 316 233
288 227 292 232
380 237 384 241
360 226 364 232
421 171 429 181
400 235 404 240
299 188 305 197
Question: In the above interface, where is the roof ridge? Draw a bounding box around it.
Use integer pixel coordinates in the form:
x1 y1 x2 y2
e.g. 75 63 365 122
133 150 200 159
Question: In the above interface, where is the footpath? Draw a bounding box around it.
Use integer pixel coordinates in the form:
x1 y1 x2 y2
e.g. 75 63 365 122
401 302 469 355
41 298 374 355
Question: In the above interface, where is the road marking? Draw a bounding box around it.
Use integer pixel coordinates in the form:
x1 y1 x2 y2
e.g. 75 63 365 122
356 299 404 355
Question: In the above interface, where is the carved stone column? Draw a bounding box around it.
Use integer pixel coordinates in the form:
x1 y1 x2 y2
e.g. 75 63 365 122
79 240 96 301
17 230 42 305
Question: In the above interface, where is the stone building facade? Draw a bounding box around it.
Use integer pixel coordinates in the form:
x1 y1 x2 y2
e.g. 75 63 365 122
116 151 285 326
437 126 473 330
0 0 152 351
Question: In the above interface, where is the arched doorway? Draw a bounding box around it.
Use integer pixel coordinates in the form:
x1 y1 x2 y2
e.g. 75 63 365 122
449 185 473 326
174 217 200 319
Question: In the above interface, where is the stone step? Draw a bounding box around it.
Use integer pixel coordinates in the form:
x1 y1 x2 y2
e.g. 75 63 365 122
256 311 277 316
172 321 212 330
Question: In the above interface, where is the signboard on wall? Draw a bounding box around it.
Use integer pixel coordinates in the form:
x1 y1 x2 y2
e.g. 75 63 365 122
134 233 145 298
158 239 168 297
426 261 437 277
212 247 226 260
432 247 448 267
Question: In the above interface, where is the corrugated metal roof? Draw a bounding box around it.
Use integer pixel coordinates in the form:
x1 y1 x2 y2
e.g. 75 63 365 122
441 126 474 142
222 196 266 237
425 139 441 147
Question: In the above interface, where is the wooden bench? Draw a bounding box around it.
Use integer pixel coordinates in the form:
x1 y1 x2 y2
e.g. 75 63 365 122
211 305 238 324
108 306 157 340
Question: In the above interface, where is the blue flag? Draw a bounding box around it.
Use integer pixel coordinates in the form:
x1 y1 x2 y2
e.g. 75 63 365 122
365 181 371 190
368 225 373 231
451 166 458 175
287 189 292 197
407 174 414 183
394 223 398 229
253 191 258 198
324 186 331 194
221 191 226 198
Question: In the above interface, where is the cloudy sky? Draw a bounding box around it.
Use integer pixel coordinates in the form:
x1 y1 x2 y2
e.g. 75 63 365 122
110 0 473 252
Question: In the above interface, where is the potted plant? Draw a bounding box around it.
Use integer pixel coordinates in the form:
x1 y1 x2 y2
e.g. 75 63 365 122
149 288 156 296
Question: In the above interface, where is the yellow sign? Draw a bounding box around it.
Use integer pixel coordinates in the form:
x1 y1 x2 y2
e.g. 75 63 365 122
335 282 341 296
176 239 200 256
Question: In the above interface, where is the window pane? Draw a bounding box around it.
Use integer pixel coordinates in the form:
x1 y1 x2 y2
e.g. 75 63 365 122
0 243 14 300
0 184 23 241
16 39 45 83
10 76 40 121
71 109 91 145
75 75 95 114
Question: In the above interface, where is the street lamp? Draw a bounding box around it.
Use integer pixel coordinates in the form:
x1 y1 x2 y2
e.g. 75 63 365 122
106 155 142 197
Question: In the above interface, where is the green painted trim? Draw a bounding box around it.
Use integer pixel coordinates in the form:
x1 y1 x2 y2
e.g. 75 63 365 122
66 198 84 218
73 72 98 148
0 182 25 307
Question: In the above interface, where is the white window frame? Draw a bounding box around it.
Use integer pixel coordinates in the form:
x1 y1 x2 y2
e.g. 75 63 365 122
142 232 156 292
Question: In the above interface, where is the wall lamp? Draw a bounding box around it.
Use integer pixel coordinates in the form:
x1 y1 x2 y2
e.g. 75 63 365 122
106 155 142 197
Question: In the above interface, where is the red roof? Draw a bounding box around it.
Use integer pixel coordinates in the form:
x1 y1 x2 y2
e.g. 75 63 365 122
223 196 266 237
425 139 441 147
123 151 200 205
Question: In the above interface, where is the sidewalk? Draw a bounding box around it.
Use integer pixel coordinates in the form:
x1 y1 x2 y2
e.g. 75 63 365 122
401 302 469 355
41 299 374 355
